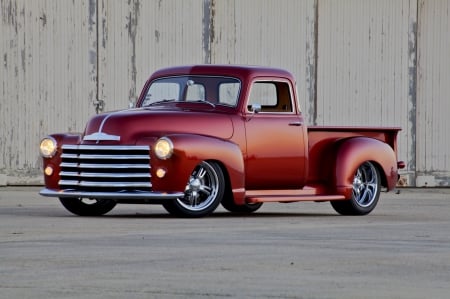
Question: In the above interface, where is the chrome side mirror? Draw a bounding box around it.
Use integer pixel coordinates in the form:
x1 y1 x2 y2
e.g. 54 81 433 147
251 103 261 113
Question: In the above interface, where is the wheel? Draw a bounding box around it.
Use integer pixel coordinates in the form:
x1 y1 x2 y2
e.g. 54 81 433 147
221 197 263 214
331 161 381 215
163 161 225 217
59 197 117 216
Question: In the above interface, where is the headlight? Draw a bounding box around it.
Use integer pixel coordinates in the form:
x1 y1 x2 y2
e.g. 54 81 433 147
154 137 173 160
40 137 57 158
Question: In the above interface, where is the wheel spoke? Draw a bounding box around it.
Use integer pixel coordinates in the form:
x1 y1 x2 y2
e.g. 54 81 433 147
197 167 207 179
175 161 222 212
199 185 212 196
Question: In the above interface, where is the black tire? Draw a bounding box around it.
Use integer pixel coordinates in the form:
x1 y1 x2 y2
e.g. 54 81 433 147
221 197 263 214
331 161 381 215
59 197 117 216
163 161 225 218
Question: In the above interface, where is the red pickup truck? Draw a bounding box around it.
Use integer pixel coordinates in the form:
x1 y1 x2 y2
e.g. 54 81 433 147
39 65 404 217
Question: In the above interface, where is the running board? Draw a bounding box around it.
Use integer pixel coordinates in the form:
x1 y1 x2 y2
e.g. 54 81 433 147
246 194 345 203
245 187 346 203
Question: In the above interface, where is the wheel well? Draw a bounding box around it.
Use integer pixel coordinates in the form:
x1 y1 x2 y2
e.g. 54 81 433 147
208 159 234 201
370 160 387 188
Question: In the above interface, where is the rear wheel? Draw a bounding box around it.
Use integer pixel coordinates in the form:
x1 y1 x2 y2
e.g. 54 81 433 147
163 161 225 217
59 197 117 216
331 161 381 215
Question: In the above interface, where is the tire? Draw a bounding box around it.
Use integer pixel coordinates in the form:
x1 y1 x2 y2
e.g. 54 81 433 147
221 197 263 214
163 161 225 217
59 197 117 216
331 161 381 215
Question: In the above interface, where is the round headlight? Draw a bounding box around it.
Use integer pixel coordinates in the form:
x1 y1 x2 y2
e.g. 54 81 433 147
154 137 173 160
40 137 57 158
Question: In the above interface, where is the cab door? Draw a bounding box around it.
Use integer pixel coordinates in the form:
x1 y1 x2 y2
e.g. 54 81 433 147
244 80 307 190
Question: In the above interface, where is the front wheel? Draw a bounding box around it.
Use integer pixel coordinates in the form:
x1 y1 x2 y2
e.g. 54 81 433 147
221 198 263 214
163 161 225 218
59 197 117 216
331 161 381 215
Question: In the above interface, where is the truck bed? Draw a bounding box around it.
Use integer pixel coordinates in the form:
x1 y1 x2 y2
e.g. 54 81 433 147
306 126 401 185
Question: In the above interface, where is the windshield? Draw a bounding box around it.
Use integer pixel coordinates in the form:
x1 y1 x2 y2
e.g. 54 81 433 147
141 76 241 108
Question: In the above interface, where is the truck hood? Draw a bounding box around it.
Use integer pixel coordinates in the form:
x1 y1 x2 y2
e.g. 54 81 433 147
83 108 234 144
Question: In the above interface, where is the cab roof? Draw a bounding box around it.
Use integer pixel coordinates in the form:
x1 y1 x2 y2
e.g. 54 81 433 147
148 64 296 83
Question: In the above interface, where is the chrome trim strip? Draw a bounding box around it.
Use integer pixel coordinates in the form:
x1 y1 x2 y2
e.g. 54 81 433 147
77 163 150 169
59 180 152 188
39 188 184 200
61 153 149 160
60 171 151 178
62 145 149 151
76 154 149 160
60 162 78 168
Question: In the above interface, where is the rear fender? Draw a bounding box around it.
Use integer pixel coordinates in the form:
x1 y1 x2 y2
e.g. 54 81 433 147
150 134 246 204
334 137 398 198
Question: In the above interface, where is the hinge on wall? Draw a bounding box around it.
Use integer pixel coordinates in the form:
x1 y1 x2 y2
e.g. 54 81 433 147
93 99 105 114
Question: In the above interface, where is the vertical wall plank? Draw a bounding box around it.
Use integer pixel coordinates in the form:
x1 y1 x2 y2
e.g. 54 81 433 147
1 0 450 187
97 0 206 110
210 0 317 118
416 0 450 186
316 0 417 184
0 0 96 184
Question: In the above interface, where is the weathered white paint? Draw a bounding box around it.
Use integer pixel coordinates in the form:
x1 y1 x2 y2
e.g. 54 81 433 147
210 0 317 122
416 0 450 187
316 0 417 185
97 0 207 110
1 0 96 184
1 0 450 187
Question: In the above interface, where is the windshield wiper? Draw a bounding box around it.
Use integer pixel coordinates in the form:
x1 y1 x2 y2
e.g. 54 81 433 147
188 100 216 108
145 99 177 106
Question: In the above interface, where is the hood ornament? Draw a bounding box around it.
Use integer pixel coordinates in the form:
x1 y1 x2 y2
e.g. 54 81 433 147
83 132 121 143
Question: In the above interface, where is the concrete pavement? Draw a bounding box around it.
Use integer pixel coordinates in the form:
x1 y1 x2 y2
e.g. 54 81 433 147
1 187 449 298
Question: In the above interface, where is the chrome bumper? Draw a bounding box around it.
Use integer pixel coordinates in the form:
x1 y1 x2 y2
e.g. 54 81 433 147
39 188 184 200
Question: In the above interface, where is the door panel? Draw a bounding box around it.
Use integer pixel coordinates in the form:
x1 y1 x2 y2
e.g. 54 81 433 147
245 114 307 189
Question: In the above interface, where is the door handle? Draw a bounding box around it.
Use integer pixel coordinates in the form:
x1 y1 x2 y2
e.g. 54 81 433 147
289 122 302 126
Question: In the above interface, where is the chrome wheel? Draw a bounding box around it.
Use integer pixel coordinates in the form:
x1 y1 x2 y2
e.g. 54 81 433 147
331 161 381 215
163 161 225 217
352 162 379 208
178 162 220 211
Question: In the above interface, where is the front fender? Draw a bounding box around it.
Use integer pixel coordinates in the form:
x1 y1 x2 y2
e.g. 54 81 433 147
149 134 246 204
334 137 398 198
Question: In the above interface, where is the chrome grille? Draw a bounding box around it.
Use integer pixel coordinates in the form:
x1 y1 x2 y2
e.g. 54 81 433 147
59 145 151 192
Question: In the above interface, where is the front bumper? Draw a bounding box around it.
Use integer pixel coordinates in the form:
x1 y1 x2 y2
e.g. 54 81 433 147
39 188 184 200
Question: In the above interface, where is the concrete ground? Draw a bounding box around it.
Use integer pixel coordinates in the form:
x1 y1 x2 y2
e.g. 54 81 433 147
0 187 449 299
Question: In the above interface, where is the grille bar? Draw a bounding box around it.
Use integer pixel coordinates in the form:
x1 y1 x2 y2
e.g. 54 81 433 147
62 153 150 160
59 144 152 192
60 171 151 178
60 180 151 188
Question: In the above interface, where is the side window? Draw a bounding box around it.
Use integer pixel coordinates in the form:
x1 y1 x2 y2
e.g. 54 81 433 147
248 81 293 113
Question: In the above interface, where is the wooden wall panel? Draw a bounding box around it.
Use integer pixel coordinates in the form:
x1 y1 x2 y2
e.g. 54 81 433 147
210 0 317 123
316 0 417 184
1 0 450 187
416 0 450 186
97 0 206 110
0 0 96 184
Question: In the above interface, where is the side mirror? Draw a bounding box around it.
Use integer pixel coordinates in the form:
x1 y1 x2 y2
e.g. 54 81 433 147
251 103 261 113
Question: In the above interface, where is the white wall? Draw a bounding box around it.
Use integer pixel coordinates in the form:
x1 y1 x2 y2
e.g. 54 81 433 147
1 0 449 186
